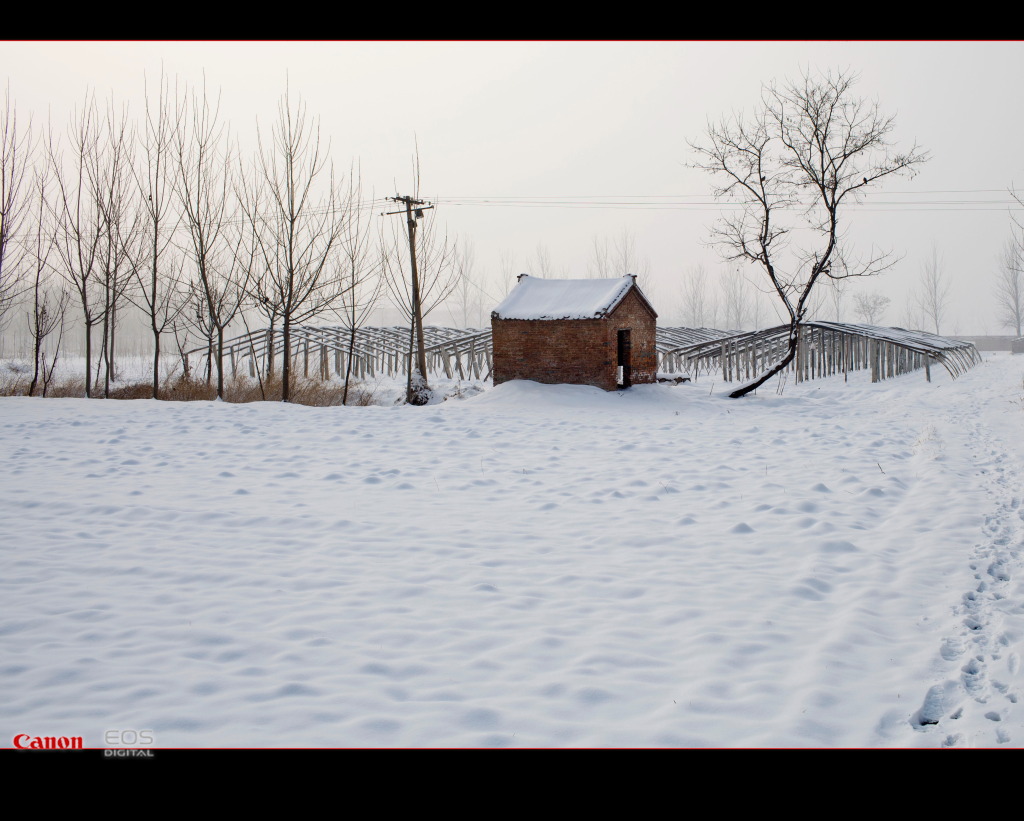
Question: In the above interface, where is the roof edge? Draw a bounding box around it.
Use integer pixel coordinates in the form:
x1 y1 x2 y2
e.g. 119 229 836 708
491 274 658 321
607 276 658 320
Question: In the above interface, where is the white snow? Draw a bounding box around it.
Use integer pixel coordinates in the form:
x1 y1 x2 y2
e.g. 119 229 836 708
1 354 1023 747
491 275 636 320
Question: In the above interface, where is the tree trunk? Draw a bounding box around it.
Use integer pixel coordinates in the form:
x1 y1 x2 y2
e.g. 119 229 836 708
109 297 117 387
343 324 357 405
84 318 93 398
216 326 225 400
282 319 291 402
29 328 41 397
266 326 275 379
152 333 160 400
100 281 111 397
728 323 801 398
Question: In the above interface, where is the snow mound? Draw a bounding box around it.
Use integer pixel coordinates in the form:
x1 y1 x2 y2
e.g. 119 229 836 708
465 379 689 411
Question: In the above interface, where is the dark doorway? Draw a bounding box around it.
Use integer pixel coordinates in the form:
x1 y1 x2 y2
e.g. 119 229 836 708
617 329 632 388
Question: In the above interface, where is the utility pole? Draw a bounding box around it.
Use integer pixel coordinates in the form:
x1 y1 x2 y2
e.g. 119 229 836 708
384 194 434 404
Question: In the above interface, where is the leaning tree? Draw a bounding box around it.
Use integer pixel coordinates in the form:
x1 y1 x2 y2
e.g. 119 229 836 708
690 69 928 397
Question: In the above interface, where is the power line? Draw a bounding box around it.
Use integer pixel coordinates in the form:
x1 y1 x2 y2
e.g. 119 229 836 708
434 198 1024 213
7 190 1023 247
435 189 1024 197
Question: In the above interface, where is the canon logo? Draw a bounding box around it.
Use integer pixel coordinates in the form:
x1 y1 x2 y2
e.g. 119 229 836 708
13 734 83 750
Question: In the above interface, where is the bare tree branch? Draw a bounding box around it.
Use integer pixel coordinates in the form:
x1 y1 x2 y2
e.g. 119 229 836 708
335 168 382 403
995 233 1023 337
852 290 891 324
48 93 106 397
915 245 950 335
128 69 187 399
174 76 251 399
0 83 33 329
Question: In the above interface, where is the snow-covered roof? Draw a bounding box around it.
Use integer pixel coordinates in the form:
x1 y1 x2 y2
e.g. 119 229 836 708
492 275 651 321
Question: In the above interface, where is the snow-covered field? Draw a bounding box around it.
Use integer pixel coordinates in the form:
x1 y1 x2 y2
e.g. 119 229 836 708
2 354 1022 747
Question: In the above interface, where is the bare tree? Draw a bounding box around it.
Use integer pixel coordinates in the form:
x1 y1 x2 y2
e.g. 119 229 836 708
130 70 186 399
448 238 485 328
915 246 950 335
181 274 219 382
826 277 847 322
239 161 282 383
0 84 32 329
446 238 502 328
588 229 650 277
587 235 612 279
87 97 140 396
852 291 891 325
720 266 755 330
169 276 209 382
525 242 554 277
49 95 106 397
690 69 927 397
242 86 349 402
496 249 517 299
26 170 70 396
899 299 927 333
678 264 717 327
587 228 657 306
336 170 382 404
995 235 1023 337
175 79 251 399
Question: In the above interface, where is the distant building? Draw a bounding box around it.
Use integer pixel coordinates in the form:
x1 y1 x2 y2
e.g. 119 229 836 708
490 274 658 391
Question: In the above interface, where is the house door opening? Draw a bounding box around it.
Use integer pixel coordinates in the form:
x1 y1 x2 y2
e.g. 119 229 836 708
617 329 632 388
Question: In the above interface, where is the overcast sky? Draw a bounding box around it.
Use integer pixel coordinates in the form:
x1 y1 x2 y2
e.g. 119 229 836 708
4 41 1023 333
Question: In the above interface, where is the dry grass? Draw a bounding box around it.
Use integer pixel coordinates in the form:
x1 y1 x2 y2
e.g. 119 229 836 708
107 374 371 405
0 363 87 398
107 382 161 400
217 374 384 406
162 377 219 402
0 369 28 396
344 384 381 406
0 362 383 406
42 377 88 398
211 374 341 405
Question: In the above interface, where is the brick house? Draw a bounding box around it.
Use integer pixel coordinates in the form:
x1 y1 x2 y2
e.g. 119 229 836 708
490 274 658 391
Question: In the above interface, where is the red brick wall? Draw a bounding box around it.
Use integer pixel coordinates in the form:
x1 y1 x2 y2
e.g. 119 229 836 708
491 288 657 391
610 289 658 386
